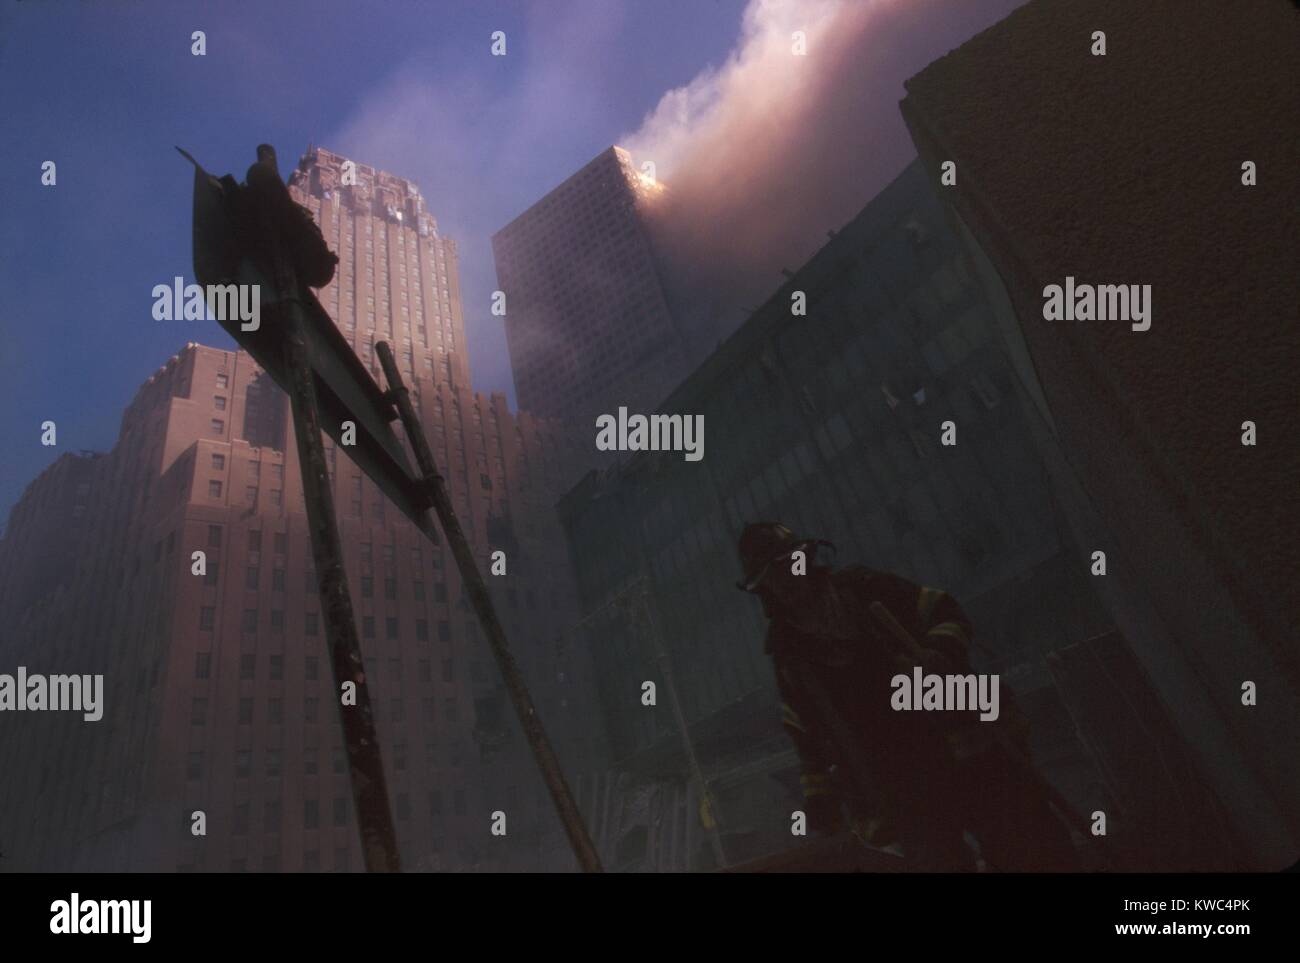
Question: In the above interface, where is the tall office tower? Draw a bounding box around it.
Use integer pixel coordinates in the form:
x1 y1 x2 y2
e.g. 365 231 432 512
558 160 1138 871
0 149 603 873
899 0 1298 868
491 146 692 443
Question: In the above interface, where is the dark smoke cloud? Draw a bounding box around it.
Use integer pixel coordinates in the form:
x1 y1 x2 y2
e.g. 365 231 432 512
620 0 1025 354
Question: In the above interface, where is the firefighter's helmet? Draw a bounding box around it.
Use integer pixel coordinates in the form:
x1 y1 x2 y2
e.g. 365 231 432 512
736 522 825 592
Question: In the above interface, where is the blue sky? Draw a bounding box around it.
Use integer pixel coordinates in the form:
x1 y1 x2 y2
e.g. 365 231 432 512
0 0 752 520
0 0 1024 524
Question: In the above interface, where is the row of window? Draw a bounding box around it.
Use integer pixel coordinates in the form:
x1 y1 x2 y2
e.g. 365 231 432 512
197 606 453 641
208 454 285 478
194 652 458 683
206 481 283 505
204 525 447 578
185 785 469 847
190 695 460 726
188 736 450 782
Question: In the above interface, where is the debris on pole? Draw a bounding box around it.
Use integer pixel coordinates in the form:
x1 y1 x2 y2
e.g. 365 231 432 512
246 145 402 872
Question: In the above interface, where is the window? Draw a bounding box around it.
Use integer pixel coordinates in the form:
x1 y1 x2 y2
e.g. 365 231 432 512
211 419 224 435
245 567 259 591
270 490 282 507
214 396 227 411
246 486 258 503
305 697 319 724
269 654 283 681
437 621 450 642
434 582 447 603
306 657 319 681
208 481 223 498
233 803 250 836
268 698 283 724
305 613 319 636
304 799 319 830
271 609 284 632
272 568 285 591
199 607 215 631
304 748 319 776
239 697 254 725
240 654 255 680
333 797 348 827
415 619 429 642
413 581 425 601
191 697 207 725
441 659 454 683
211 453 225 470
207 524 222 546
186 751 203 781
361 576 373 598
204 561 218 586
384 578 396 601
195 652 211 679
362 616 375 639
266 749 281 777
216 373 228 389
264 799 281 833
235 750 251 778
274 532 288 555
248 530 262 551
385 617 398 640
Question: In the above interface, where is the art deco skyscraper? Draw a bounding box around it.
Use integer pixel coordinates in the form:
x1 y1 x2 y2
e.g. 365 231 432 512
0 148 600 873
288 146 470 390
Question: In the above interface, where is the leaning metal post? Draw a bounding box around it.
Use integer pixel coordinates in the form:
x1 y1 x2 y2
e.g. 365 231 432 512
374 340 603 873
636 581 728 868
255 148 402 873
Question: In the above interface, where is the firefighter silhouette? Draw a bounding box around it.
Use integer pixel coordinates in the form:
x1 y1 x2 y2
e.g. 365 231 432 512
737 522 1079 871
234 144 339 289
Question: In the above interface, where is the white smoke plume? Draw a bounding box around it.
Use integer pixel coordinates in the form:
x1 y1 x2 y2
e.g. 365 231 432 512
620 0 1024 353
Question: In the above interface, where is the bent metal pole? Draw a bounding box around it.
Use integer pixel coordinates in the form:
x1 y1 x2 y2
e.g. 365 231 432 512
375 340 603 873
253 145 402 872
